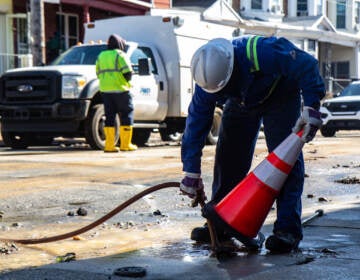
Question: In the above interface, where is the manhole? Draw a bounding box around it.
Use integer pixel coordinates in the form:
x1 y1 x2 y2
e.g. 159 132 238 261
113 266 146 278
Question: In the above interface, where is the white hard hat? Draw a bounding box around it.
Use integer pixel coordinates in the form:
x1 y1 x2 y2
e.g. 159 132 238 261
190 38 234 93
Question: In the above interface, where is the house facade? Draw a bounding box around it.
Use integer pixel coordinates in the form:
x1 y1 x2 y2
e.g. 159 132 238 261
1 0 360 94
173 0 360 93
233 0 360 92
0 0 169 73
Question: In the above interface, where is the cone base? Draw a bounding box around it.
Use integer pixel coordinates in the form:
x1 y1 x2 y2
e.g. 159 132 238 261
202 202 265 250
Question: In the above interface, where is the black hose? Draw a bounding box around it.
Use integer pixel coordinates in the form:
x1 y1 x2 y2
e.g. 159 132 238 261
0 182 180 245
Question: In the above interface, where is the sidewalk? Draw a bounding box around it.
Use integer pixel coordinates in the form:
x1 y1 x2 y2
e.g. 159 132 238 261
1 201 360 279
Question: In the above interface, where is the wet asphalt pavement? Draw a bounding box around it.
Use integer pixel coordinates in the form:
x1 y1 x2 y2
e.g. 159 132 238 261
0 132 359 279
2 202 360 280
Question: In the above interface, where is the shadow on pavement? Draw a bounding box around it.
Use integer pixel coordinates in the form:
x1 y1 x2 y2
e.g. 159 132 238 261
1 202 360 279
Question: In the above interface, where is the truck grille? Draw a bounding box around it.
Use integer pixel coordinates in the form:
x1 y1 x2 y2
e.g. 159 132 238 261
327 101 360 113
0 71 60 104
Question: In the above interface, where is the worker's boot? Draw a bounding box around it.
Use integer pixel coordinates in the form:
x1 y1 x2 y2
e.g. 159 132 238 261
103 127 119 153
190 223 231 243
119 126 138 151
265 231 301 253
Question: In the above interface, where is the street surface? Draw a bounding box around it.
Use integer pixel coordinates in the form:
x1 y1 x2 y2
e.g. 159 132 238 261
0 131 359 276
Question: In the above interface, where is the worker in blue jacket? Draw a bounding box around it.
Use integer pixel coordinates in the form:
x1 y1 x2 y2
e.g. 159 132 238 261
180 36 325 253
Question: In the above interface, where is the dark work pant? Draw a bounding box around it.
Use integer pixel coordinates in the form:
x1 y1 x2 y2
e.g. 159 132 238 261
212 87 304 238
102 92 134 126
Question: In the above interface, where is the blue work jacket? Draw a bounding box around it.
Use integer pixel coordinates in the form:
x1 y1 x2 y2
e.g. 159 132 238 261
181 36 326 174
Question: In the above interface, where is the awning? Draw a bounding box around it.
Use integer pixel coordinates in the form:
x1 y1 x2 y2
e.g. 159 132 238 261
123 0 153 8
60 0 152 14
201 0 360 48
43 0 60 3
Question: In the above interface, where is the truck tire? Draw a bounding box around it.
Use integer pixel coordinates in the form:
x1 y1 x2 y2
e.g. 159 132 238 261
132 129 151 146
1 131 30 149
84 104 120 150
159 107 222 145
206 107 222 145
320 126 336 137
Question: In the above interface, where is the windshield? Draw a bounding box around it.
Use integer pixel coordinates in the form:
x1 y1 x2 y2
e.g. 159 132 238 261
50 45 108 65
339 83 360 97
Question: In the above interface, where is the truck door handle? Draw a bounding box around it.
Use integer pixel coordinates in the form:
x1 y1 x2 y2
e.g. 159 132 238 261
159 81 164 91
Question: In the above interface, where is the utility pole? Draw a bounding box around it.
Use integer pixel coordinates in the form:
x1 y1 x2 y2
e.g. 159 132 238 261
29 0 45 65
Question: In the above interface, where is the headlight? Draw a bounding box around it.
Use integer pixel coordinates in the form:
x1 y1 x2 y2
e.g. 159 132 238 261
322 102 329 108
62 75 87 99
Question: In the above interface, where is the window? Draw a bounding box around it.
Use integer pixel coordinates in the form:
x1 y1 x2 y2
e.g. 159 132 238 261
336 61 350 78
316 0 323 15
355 1 360 24
323 61 350 79
130 47 157 74
16 18 28 54
297 0 308 16
308 40 316 51
251 0 262 10
51 45 108 65
271 0 281 13
322 61 350 88
56 13 79 51
338 82 360 96
336 0 346 28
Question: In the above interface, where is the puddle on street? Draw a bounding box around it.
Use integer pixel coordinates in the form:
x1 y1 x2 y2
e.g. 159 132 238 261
1 216 345 276
0 220 207 273
325 233 356 245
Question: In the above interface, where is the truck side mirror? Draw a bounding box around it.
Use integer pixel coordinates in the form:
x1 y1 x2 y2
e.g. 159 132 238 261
138 58 151 76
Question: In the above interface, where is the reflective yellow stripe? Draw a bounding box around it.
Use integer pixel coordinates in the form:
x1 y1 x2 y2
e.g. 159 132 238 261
246 37 252 63
246 36 282 105
246 36 261 72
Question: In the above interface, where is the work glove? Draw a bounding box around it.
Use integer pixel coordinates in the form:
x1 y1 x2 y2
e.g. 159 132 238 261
292 106 322 143
180 172 207 206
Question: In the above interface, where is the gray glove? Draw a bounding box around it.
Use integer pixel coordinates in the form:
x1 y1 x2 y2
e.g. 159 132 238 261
293 106 322 143
180 172 206 200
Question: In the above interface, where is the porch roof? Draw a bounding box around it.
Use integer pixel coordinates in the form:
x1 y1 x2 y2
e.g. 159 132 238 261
172 0 217 12
60 0 152 15
199 0 360 47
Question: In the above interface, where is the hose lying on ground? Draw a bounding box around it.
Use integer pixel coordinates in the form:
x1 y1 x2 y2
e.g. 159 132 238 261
0 182 180 245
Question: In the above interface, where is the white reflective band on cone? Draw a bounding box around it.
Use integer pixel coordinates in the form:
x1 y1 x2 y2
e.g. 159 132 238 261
253 160 288 191
273 133 304 165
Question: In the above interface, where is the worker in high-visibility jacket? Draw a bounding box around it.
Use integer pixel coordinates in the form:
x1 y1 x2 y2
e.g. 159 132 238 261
96 34 137 152
180 36 325 253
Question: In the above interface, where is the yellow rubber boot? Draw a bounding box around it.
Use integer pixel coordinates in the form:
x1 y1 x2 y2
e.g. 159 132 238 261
103 127 119 152
120 126 138 151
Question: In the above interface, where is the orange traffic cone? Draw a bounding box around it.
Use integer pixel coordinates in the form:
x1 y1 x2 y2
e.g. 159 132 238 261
203 130 304 249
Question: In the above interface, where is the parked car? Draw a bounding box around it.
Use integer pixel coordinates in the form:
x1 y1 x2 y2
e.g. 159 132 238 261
320 81 360 137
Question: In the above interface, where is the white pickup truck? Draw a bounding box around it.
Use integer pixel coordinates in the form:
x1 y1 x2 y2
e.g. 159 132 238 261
320 81 360 137
0 12 236 149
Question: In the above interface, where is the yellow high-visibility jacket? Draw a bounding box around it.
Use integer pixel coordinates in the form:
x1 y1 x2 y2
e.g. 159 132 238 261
96 49 132 93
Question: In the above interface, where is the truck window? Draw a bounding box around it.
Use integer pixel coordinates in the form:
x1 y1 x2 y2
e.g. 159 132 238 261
51 45 108 65
339 83 360 97
130 47 157 75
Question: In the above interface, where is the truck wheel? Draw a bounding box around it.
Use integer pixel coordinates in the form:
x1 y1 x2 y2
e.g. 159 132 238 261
206 107 222 145
320 126 336 137
1 131 30 149
84 104 120 150
132 129 151 146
